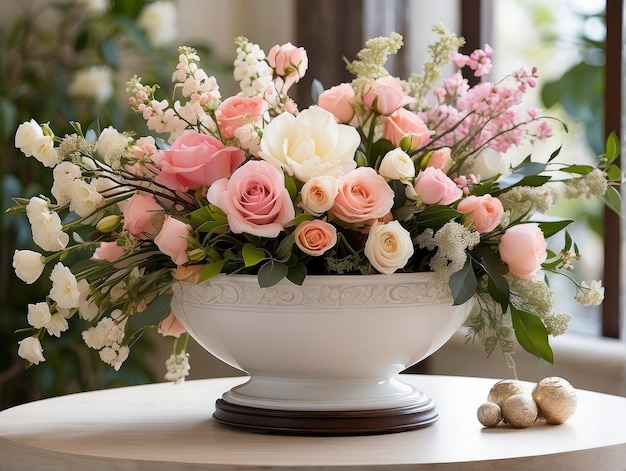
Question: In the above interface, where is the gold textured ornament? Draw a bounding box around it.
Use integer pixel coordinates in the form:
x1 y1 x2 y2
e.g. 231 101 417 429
502 394 538 428
477 402 502 427
487 379 528 408
532 377 577 425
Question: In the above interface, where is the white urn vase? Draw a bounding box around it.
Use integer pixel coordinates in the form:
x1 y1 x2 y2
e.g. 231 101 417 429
171 272 473 435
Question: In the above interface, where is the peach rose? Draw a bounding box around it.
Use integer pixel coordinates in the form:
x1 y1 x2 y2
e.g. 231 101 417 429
92 242 125 262
206 160 295 238
123 193 164 239
457 195 504 233
294 220 337 256
429 147 452 170
299 175 338 216
362 76 415 116
331 167 394 223
152 132 246 192
158 312 187 338
364 220 414 274
498 223 547 280
318 83 355 123
412 167 462 205
216 95 264 139
154 216 192 265
384 108 432 151
267 42 308 92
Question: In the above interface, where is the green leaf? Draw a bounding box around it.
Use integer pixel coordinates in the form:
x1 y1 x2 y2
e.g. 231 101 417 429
258 260 289 287
416 205 461 229
449 259 477 306
604 185 622 215
606 164 622 181
538 220 573 238
496 162 549 190
605 131 620 165
561 164 594 175
311 78 324 104
198 260 225 281
479 255 510 313
242 243 266 267
510 307 554 363
287 262 307 285
128 293 172 331
276 234 295 260
100 38 120 69
284 174 298 200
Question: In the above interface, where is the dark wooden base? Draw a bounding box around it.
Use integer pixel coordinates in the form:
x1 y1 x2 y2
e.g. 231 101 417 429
213 398 438 435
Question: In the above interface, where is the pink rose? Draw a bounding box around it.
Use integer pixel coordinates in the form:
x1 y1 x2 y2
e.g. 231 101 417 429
362 76 415 116
498 223 547 280
331 167 394 223
318 83 355 123
294 220 337 256
158 312 187 338
152 132 246 192
206 160 295 238
384 108 432 151
267 42 308 92
154 216 192 265
413 167 463 205
216 95 264 139
429 147 452 170
457 195 504 233
92 242 125 262
123 193 164 239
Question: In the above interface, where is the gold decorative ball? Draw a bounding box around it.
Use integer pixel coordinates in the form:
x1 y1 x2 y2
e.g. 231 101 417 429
477 402 502 427
487 379 528 408
532 377 577 425
502 394 538 428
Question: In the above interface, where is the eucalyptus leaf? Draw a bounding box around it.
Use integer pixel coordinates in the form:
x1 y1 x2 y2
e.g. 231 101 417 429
510 307 554 363
199 260 225 281
449 259 477 306
128 293 173 331
496 162 549 189
258 261 288 287
604 185 622 215
605 131 620 165
287 262 307 285
242 243 266 267
538 220 573 238
276 234 295 260
311 78 324 104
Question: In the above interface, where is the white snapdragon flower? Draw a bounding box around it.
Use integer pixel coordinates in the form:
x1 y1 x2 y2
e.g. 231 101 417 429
96 127 131 168
13 249 45 284
77 279 99 321
138 1 177 48
299 175 339 216
27 302 52 329
234 123 262 155
15 119 43 157
259 106 359 182
49 263 80 309
31 134 61 168
378 148 415 183
576 280 605 306
69 179 105 217
68 66 114 104
364 221 414 275
26 197 69 252
52 161 82 205
164 351 190 383
99 345 129 371
45 312 70 337
17 336 45 365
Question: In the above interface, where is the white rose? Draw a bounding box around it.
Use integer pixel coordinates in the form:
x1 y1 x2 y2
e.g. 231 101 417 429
68 66 113 104
69 179 104 217
77 279 99 321
138 1 178 48
26 197 69 252
467 148 511 180
15 119 43 157
364 221 414 275
96 127 131 168
13 249 45 284
52 162 82 205
49 263 80 309
259 106 359 182
379 148 415 183
299 175 339 216
46 313 70 338
31 134 60 168
17 336 45 365
27 302 52 328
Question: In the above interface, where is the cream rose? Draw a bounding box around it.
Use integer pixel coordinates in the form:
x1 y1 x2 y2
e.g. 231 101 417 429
364 221 414 274
26 197 69 252
299 175 339 216
259 106 359 182
27 302 52 329
15 119 43 157
13 249 45 284
378 148 415 183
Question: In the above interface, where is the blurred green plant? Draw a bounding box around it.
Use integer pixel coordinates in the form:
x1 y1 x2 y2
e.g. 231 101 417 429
0 0 219 409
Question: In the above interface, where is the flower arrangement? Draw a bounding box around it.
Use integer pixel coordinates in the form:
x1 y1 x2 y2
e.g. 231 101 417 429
9 24 621 383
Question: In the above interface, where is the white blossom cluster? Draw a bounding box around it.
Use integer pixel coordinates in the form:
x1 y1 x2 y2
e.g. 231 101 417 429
233 37 273 97
563 168 609 200
164 352 191 383
82 315 130 371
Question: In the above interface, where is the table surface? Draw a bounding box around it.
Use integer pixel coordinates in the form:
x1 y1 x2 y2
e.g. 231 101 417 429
1 375 625 471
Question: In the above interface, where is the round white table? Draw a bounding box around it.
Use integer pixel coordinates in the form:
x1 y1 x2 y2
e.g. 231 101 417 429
1 375 625 470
